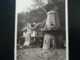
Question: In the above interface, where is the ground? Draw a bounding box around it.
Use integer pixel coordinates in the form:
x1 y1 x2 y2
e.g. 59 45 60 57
17 48 66 60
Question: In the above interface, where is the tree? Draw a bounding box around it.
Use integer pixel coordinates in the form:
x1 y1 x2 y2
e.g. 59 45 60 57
33 0 47 14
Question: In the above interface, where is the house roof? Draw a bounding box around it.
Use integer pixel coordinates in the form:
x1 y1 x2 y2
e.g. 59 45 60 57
31 23 41 30
21 27 27 31
31 19 46 31
21 23 35 31
21 19 46 31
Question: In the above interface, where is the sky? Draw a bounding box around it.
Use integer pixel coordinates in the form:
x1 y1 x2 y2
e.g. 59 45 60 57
16 0 48 13
16 0 34 13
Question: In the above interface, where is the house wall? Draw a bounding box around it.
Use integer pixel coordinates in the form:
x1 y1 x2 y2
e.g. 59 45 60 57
23 32 26 37
31 31 37 37
37 31 44 37
30 31 44 48
24 31 31 46
43 33 50 49
31 31 44 37
45 11 60 29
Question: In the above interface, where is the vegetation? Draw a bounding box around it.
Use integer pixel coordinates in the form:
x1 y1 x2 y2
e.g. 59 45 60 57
17 0 65 38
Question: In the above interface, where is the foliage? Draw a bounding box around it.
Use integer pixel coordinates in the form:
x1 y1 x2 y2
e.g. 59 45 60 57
17 0 65 37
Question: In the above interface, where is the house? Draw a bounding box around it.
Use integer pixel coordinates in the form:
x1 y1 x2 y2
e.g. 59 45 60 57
30 21 46 47
21 22 45 47
21 10 65 49
41 10 65 49
21 23 35 46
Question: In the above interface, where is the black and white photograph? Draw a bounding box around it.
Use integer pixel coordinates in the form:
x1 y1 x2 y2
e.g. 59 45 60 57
15 0 68 60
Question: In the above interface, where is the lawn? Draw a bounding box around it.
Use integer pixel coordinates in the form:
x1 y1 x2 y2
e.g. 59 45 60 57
17 48 66 60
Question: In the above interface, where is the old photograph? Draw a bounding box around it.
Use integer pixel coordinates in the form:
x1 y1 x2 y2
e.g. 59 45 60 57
15 0 68 60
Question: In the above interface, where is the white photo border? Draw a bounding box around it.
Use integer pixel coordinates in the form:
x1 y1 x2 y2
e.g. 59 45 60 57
14 0 69 60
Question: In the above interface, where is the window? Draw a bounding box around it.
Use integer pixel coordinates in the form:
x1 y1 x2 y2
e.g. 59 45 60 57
51 22 54 26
